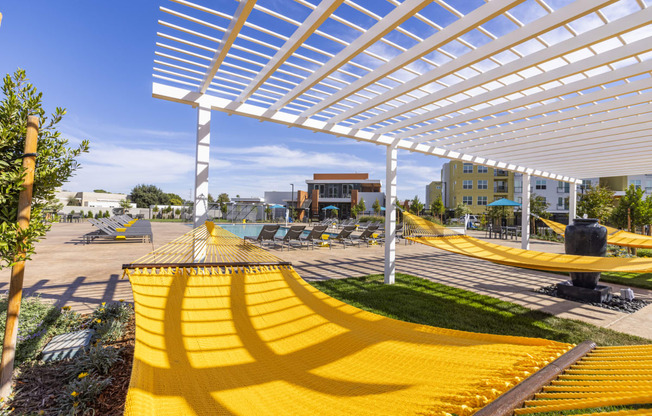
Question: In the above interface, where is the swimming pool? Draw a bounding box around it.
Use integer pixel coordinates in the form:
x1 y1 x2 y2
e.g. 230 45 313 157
218 224 336 239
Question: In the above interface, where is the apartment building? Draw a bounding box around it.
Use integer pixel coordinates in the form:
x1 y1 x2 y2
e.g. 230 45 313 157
440 161 514 215
425 181 443 207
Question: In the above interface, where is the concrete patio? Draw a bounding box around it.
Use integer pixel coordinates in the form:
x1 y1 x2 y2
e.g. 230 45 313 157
1 222 650 339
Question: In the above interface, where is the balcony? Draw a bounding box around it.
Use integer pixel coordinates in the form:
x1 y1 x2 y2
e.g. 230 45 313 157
494 186 508 193
514 187 522 193
494 170 509 177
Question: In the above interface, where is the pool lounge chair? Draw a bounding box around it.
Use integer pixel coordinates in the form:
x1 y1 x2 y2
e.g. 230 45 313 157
328 226 357 249
244 224 280 247
351 228 383 247
299 225 328 250
273 225 306 251
85 219 152 244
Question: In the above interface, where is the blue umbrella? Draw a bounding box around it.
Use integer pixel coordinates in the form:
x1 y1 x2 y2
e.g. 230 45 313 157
322 205 338 210
269 204 285 208
487 198 521 206
380 207 386 211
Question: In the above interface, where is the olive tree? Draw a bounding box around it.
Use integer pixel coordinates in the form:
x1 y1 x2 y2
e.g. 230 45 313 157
0 69 89 269
577 184 614 224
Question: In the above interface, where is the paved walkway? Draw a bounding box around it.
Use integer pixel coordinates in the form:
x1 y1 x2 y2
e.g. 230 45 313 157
1 222 650 339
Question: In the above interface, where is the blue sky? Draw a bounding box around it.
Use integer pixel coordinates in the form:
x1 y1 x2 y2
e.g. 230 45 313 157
0 1 444 202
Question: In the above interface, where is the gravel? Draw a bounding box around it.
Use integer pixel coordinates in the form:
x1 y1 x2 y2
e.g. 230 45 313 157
534 284 650 313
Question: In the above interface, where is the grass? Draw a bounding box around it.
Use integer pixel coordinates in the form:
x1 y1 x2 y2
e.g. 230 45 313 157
310 273 651 346
601 271 652 290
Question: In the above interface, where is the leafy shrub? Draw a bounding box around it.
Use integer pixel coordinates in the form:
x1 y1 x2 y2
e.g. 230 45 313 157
357 215 384 224
65 343 121 377
637 249 652 258
57 373 111 415
94 319 123 343
91 301 132 325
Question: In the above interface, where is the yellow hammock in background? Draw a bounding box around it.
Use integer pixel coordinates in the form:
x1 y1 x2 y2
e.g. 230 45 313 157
539 217 652 249
123 223 572 416
402 212 652 273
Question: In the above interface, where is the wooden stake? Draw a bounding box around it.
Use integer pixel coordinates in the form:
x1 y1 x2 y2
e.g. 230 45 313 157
0 116 39 398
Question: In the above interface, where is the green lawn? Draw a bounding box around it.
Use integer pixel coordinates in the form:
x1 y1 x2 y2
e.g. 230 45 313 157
310 273 650 346
601 271 652 290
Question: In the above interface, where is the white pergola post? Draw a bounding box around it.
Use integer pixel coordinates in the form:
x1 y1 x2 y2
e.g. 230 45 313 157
194 105 211 228
521 173 531 250
384 143 397 284
569 181 577 225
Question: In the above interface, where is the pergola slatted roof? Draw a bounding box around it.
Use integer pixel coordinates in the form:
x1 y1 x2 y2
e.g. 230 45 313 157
152 0 652 182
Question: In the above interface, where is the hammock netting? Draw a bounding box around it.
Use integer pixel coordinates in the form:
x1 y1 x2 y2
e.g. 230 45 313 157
540 217 652 249
122 223 651 415
402 212 652 273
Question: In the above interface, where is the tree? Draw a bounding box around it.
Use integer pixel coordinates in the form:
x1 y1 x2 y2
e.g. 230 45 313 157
357 198 366 215
610 185 651 231
119 198 132 210
167 193 184 206
0 69 89 269
86 210 92 218
216 193 230 216
530 194 550 234
578 184 614 224
264 206 272 221
207 193 215 203
129 184 169 208
350 204 360 218
372 199 381 216
454 203 471 218
430 196 444 222
93 189 108 193
409 195 423 215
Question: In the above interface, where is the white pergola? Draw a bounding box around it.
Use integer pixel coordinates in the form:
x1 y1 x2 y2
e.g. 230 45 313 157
151 0 652 284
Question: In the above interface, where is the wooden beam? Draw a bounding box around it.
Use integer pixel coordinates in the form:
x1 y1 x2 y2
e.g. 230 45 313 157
0 116 39 398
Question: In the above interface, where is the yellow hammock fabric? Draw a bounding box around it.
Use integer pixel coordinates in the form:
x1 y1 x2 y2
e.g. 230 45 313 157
539 217 652 249
517 345 652 414
123 224 572 416
403 213 652 273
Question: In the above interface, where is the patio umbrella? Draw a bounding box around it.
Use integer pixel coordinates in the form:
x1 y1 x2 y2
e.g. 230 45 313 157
269 204 285 209
487 198 521 227
322 205 338 210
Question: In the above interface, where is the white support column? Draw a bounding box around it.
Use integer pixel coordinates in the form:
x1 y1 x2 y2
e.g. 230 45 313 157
384 143 398 284
194 106 211 228
521 173 531 250
569 181 577 225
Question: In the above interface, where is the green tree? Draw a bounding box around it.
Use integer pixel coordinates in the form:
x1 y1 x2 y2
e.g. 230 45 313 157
530 194 551 219
265 206 272 221
372 199 381 216
0 69 89 269
350 204 360 218
357 198 366 215
207 193 215 203
129 184 170 208
454 203 471 218
578 184 614 224
610 185 651 231
119 198 132 210
217 193 230 215
409 195 423 215
167 193 184 206
93 189 108 193
86 210 93 218
430 196 444 222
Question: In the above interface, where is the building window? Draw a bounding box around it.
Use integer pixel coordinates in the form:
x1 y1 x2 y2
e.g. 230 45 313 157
463 163 473 173
327 185 338 198
494 169 508 176
477 180 488 190
517 197 522 204
557 197 568 210
494 180 508 193
535 179 547 190
316 184 325 197
477 196 487 206
463 180 473 189
629 180 642 189
557 182 570 193
478 165 488 173
463 196 472 205
342 184 353 197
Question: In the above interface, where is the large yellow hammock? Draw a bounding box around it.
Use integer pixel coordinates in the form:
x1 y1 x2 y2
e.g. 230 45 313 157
539 216 652 249
123 222 651 416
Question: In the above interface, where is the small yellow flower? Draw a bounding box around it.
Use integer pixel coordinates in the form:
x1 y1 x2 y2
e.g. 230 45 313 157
38 411 45 416
62 306 71 311
101 302 106 306
77 372 89 379
119 299 124 302
95 319 101 323
73 402 79 407
71 391 79 397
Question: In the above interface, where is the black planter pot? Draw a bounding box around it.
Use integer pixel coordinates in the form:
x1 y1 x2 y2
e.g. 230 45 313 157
564 218 607 289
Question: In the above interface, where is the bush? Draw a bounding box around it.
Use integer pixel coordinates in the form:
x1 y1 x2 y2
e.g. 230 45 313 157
357 215 384 224
94 319 124 343
65 343 121 377
90 301 132 343
57 373 112 415
637 249 652 258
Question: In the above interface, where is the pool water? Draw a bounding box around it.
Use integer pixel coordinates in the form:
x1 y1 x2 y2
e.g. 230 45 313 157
219 224 336 239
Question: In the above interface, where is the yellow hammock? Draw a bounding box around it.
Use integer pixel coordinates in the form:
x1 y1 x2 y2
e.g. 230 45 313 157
123 223 572 416
402 212 652 273
539 217 652 249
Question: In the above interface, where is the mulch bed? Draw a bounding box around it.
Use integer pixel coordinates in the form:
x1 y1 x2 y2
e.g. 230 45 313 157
9 315 135 416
